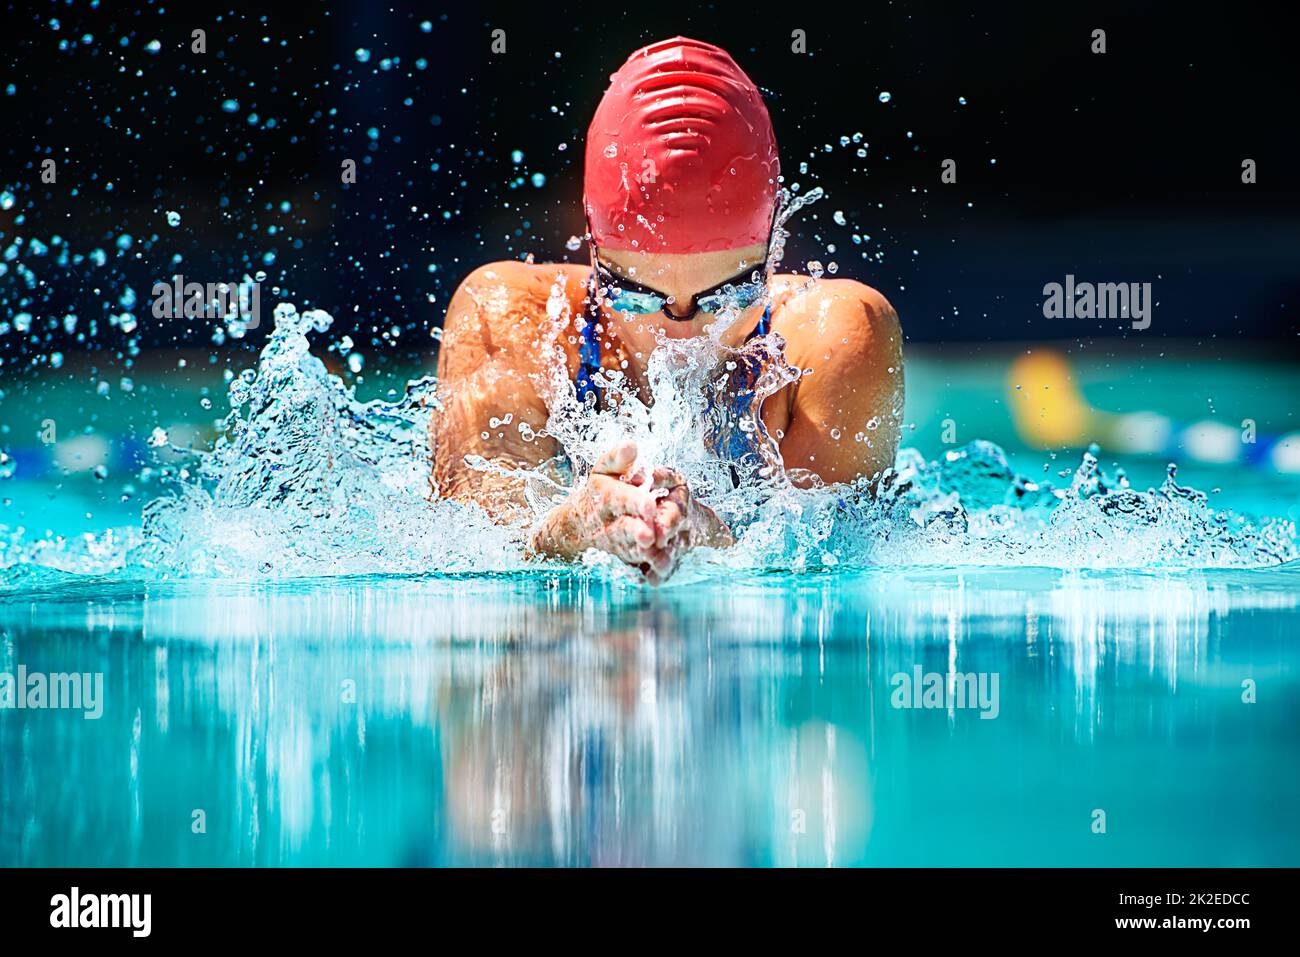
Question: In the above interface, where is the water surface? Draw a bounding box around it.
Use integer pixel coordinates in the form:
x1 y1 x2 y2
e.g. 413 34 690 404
3 565 1296 866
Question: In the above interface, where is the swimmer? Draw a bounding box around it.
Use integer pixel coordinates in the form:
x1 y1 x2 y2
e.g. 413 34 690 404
431 37 903 583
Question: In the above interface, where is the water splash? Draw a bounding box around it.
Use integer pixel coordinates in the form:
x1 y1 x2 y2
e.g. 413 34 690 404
124 303 522 578
2 298 1294 586
725 442 1297 574
512 270 799 514
0 189 1293 583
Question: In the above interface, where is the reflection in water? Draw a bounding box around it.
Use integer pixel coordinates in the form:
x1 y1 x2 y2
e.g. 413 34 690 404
1 566 1298 866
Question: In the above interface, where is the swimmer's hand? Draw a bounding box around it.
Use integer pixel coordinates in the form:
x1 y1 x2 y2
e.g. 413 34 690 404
645 465 734 578
528 441 732 584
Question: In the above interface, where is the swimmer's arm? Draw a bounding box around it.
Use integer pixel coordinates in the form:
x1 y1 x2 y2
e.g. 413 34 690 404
777 283 904 485
431 270 557 525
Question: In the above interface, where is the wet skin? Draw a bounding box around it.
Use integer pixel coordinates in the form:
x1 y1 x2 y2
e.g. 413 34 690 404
431 249 904 583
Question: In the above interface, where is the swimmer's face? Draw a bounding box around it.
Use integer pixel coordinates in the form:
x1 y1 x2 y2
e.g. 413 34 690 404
594 245 769 347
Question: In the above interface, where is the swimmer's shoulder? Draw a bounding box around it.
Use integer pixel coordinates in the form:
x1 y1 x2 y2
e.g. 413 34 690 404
450 260 588 327
768 274 901 361
440 261 589 376
459 259 588 294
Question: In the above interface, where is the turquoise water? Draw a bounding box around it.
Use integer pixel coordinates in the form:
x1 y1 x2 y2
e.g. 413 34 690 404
2 564 1297 866
2 333 1298 866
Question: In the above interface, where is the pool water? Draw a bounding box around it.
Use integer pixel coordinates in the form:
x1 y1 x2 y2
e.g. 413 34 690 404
1 563 1297 867
1 348 1298 866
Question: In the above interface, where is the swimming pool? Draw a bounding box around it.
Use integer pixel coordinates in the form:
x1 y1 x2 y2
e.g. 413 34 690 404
1 565 1297 866
2 347 1297 867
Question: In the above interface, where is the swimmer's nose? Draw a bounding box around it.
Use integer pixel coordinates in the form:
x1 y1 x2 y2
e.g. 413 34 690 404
662 299 698 321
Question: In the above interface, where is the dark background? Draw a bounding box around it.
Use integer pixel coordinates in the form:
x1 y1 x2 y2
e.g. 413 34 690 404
1 0 1296 376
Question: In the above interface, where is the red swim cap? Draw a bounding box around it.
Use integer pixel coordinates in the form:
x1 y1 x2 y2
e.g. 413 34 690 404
584 37 780 254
